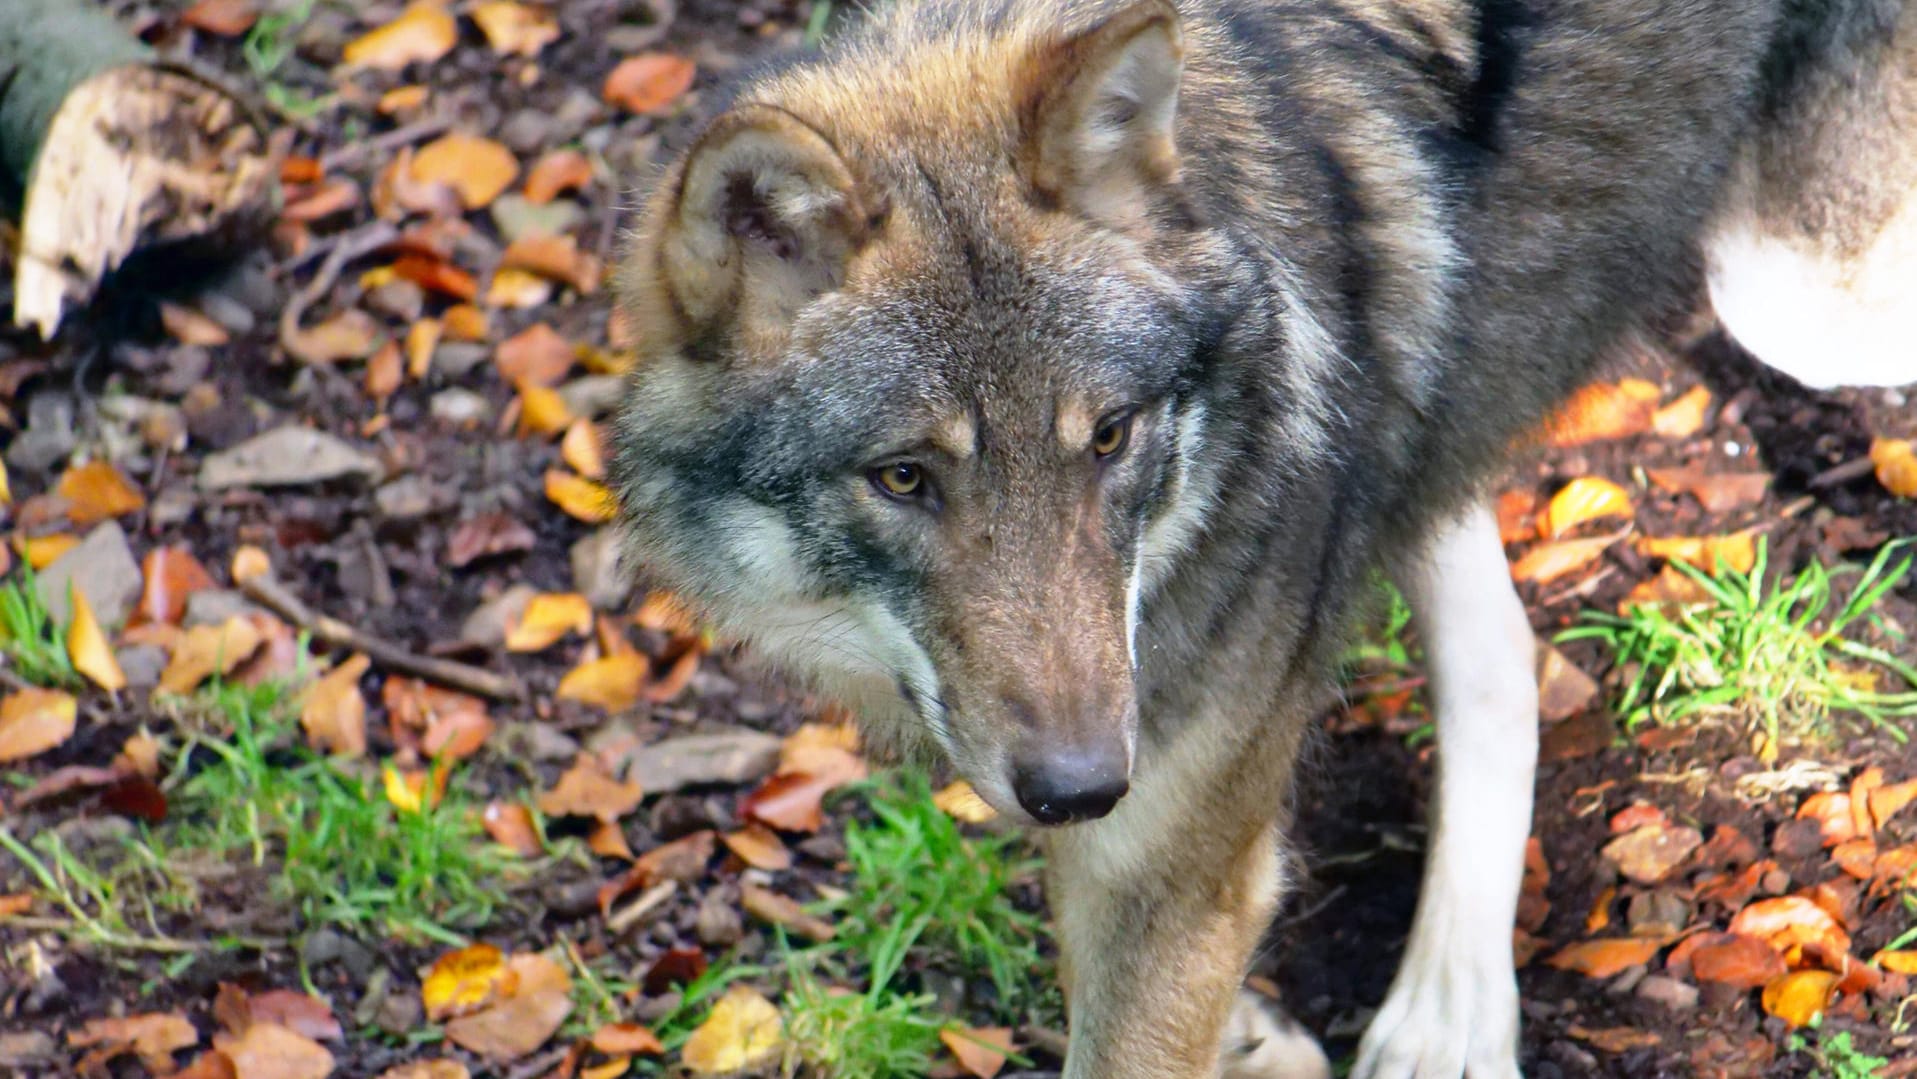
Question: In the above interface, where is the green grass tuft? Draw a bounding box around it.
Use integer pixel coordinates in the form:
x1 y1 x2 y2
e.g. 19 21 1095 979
0 569 79 688
1787 1018 1890 1078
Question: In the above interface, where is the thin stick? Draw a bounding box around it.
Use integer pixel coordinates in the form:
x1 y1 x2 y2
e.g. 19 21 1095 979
317 115 452 173
240 574 525 701
277 219 398 356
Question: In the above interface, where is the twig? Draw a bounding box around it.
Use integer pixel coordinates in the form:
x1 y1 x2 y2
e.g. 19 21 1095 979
607 880 677 936
277 219 399 356
239 574 525 701
317 115 452 173
1809 456 1876 489
0 915 283 953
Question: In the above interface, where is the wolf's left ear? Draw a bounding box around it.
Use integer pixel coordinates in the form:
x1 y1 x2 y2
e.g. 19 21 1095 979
1023 0 1184 227
656 105 876 352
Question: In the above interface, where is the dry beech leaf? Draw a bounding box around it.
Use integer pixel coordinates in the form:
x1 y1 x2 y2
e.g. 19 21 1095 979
546 470 618 523
472 1 560 55
561 420 607 480
741 883 836 942
285 309 382 366
935 779 999 823
589 819 635 860
778 722 867 790
1509 533 1621 585
1869 779 1917 831
375 1064 468 1079
1542 379 1659 447
57 460 146 526
1761 970 1840 1029
591 1023 664 1056
742 771 835 833
411 134 520 211
365 341 404 402
342 2 457 69
537 756 644 821
0 688 78 762
557 652 649 712
138 547 218 625
393 255 479 301
232 546 272 584
1871 438 1917 498
496 323 575 386
723 822 794 871
1618 563 1711 616
1636 532 1758 574
1874 949 1917 975
486 267 554 308
423 708 493 762
1543 938 1663 978
681 986 783 1075
281 179 362 224
1797 791 1858 847
1728 896 1851 966
604 53 698 114
499 233 601 294
215 1022 334 1079
1495 489 1538 545
941 1027 1016 1079
1644 465 1770 513
301 654 370 758
68 588 126 691
69 1012 199 1072
160 301 232 345
382 765 449 814
405 318 442 380
506 592 593 652
17 533 79 569
443 954 573 1062
1690 934 1788 988
1850 768 1883 841
517 381 575 439
1540 477 1632 538
483 801 543 857
1651 384 1712 439
377 85 431 116
422 943 516 1021
525 149 593 204
161 616 265 695
182 0 259 36
443 304 489 341
635 591 701 635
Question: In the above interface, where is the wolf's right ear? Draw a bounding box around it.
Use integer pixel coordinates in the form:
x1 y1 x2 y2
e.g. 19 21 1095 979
655 105 876 355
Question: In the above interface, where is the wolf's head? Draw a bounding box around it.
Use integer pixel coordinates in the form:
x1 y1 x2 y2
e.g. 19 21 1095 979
613 0 1242 826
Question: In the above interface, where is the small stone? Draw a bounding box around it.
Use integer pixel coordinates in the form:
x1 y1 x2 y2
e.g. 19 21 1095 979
559 375 625 420
460 584 537 649
116 645 168 691
491 194 585 244
1601 823 1703 885
374 475 449 521
1605 964 1649 996
1636 975 1700 1013
695 887 744 946
7 391 76 474
1536 641 1600 722
498 718 580 763
183 589 265 628
196 290 257 336
0 1031 56 1068
430 388 491 427
364 279 425 322
200 426 384 489
1625 888 1691 938
571 528 629 610
500 109 559 155
37 521 141 627
609 731 783 795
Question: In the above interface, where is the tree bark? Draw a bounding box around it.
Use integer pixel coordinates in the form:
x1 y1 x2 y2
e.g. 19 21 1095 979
1 0 277 337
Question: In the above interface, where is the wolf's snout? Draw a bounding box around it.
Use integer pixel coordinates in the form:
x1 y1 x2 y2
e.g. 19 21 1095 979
1012 742 1130 825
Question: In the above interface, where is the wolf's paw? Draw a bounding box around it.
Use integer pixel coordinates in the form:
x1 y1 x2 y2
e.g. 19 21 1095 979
1351 953 1521 1079
1219 991 1331 1079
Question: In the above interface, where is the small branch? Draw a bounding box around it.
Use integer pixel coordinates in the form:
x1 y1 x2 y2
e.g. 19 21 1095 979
317 116 452 173
1809 455 1875 489
240 574 525 701
276 219 398 357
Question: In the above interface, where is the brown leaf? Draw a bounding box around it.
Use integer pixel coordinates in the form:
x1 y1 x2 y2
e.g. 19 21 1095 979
634 591 701 635
589 819 635 860
1760 970 1840 1029
182 0 259 35
1567 1025 1661 1053
68 588 126 691
375 1063 470 1079
1691 934 1788 989
1535 642 1599 722
1542 379 1659 447
742 771 835 833
1495 489 1539 545
631 829 718 887
1850 768 1884 842
1601 823 1702 885
561 420 607 481
139 547 219 625
57 460 146 526
282 179 362 224
603 54 698 114
499 234 602 295
284 310 382 366
482 801 543 857
722 823 794 871
516 381 575 439
1618 564 1712 616
0 688 78 763
245 991 343 1042
365 341 404 402
941 1027 1016 1079
1832 837 1879 880
300 655 370 757
411 134 520 211
591 1022 664 1056
422 708 493 762
160 617 265 695
1796 791 1859 847
1651 385 1712 439
644 947 710 995
1644 466 1770 513
392 255 479 302
525 149 593 204
446 512 538 567
1543 938 1663 978
383 679 490 755
537 756 644 821
471 1 560 56
485 267 554 308
69 1013 199 1073
557 653 649 712
495 323 575 387
215 1022 335 1079
405 318 442 380
682 986 782 1076
1540 476 1633 538
1728 896 1851 967
423 944 516 1021
1510 533 1622 585
443 955 573 1062
342 2 457 69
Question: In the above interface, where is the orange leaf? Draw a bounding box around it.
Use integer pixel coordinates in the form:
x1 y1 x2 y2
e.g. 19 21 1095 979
591 1023 664 1056
382 764 448 814
284 309 382 365
182 0 258 36
411 134 520 211
300 654 370 758
160 617 265 695
1636 532 1757 574
282 178 363 224
405 318 442 380
365 341 404 402
1871 438 1917 499
1728 896 1851 968
442 955 573 1061
68 588 126 692
1618 563 1711 616
589 819 634 860
561 420 607 480
778 722 867 791
342 2 457 69
1495 489 1538 545
556 653 649 712
516 381 574 439
1850 767 1884 841
941 1027 1016 1079
1651 385 1712 439
485 267 554 308
1509 533 1621 584
1542 380 1658 447
1760 970 1840 1029
722 823 794 871
0 688 78 763
496 323 575 386
69 1012 199 1073
1873 949 1917 975
16 533 78 569
1869 778 1917 831
505 592 592 652
471 1 560 56
1645 465 1770 513
545 470 617 523
742 771 834 833
393 254 479 301
537 756 644 821
442 304 489 342
423 944 515 1021
231 546 272 584
483 802 543 857
377 85 431 116
138 547 218 625
524 149 593 204
57 461 146 526
1542 938 1663 978
1796 791 1858 847
634 591 701 635
216 1021 334 1079
1690 934 1788 989
1540 477 1633 538
603 53 697 114
499 233 601 294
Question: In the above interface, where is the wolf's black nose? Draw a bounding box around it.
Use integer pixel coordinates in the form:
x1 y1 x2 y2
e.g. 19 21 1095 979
1012 747 1130 825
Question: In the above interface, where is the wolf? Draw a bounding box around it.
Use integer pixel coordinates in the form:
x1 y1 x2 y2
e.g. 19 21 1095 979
609 0 1917 1075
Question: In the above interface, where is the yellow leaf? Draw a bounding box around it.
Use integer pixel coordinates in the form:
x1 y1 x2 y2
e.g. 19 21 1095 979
1509 533 1622 585
561 420 606 479
556 653 649 712
545 471 617 524
0 687 78 763
376 85 432 116
0 458 11 504
67 589 126 692
485 267 554 309
516 381 573 439
342 2 457 69
933 780 998 824
1874 949 1917 975
505 592 592 652
1760 970 1840 1029
1636 532 1758 574
231 545 272 584
1540 477 1633 539
56 460 146 526
1871 438 1917 499
681 986 783 1075
472 1 560 55
1652 385 1712 439
301 654 370 757
159 616 264 695
411 133 519 211
16 533 78 569
422 943 515 1021
940 1027 1016 1079
406 318 442 381
443 304 490 341
383 764 446 814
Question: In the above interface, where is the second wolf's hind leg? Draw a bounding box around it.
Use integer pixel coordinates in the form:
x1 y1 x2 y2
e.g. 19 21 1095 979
1354 502 1536 1079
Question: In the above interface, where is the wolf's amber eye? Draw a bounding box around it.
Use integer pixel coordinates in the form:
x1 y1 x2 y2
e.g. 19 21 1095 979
1092 414 1133 459
872 463 924 498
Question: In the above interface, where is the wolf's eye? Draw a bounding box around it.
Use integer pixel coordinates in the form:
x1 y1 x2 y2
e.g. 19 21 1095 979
1092 414 1133 459
871 462 924 499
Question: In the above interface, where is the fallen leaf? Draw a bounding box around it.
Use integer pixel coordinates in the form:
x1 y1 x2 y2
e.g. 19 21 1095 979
57 461 145 526
17 533 79 569
1761 970 1840 1029
482 802 543 857
443 954 573 1062
422 943 516 1021
1584 885 1615 933
742 772 835 833
1729 896 1851 968
442 304 489 341
546 470 618 523
1832 837 1879 880
284 310 382 366
537 756 644 821
941 1027 1016 1079
1869 779 1917 831
0 893 30 916
405 318 442 380
1645 466 1770 513
1602 823 1702 884
1651 385 1712 439
934 780 999 823
1874 950 1917 975
722 823 794 871
516 381 574 439
242 991 343 1043
0 688 78 762
300 654 370 757
231 547 271 584
422 707 493 762
486 267 555 308
1566 1025 1661 1053
1540 477 1633 538
1871 438 1917 499
1510 533 1621 585
1796 791 1858 847
630 830 718 888
69 1012 199 1073
644 948 709 995
382 765 448 814
500 233 601 294
392 255 479 302
681 986 782 1075
777 722 867 790
589 819 634 860
471 1 559 55
282 179 362 224
377 85 431 116
342 2 457 69
411 134 520 211
67 589 126 691
561 420 607 480
138 547 219 625
591 1023 664 1056
1542 380 1659 447
1618 564 1712 616
1543 938 1663 978
1636 533 1758 574
160 301 232 345
1495 489 1539 544
495 323 575 386
160 617 265 695
634 591 701 635
557 652 649 712
1850 768 1884 842
603 54 698 114
1691 934 1788 988
182 0 258 35
383 679 490 756
375 1063 469 1079
506 592 593 652
525 149 593 204
446 511 538 567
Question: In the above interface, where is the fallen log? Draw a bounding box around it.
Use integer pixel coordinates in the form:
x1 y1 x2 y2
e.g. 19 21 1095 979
1 0 277 337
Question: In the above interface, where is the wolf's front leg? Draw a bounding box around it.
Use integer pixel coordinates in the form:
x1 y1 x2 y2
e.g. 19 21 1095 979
1355 501 1535 1079
1042 730 1327 1079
